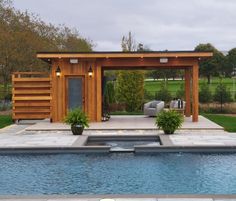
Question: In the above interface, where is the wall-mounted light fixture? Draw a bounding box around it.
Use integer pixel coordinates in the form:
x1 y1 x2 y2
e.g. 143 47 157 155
88 66 93 77
70 59 79 64
56 66 61 77
160 58 168 64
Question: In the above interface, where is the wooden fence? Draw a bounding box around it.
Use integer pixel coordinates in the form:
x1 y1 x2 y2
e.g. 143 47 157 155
12 72 52 121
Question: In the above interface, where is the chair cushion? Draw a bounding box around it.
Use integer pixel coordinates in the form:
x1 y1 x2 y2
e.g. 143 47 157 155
149 101 161 108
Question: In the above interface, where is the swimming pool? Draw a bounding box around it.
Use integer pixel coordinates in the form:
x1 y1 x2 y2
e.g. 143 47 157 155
0 153 236 195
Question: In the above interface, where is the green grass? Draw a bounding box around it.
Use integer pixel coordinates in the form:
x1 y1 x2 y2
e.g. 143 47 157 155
145 77 236 96
203 114 236 132
0 115 12 129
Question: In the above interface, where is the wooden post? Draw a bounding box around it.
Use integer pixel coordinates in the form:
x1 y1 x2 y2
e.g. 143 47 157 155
96 64 102 122
192 63 199 122
185 68 191 117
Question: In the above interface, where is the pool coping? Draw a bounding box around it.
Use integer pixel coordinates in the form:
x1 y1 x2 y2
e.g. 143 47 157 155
1 134 236 154
2 145 236 154
1 194 236 200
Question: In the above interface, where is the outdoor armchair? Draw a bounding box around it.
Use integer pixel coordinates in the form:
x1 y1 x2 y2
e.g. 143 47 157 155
144 100 165 117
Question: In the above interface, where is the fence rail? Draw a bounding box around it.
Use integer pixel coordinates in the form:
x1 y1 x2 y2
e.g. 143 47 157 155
12 72 52 121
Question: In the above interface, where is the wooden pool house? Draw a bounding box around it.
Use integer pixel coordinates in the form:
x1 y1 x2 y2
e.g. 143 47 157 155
12 51 213 122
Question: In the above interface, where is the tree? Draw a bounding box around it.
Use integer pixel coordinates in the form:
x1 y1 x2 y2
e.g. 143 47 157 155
104 81 116 106
137 43 144 52
119 32 145 112
155 81 172 103
213 79 232 112
199 82 212 103
176 84 185 99
137 43 151 52
121 31 136 52
56 26 92 52
0 0 93 99
146 70 159 80
116 71 144 112
195 43 225 84
226 48 236 77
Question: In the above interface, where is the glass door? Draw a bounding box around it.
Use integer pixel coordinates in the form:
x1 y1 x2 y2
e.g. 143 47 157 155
67 76 84 110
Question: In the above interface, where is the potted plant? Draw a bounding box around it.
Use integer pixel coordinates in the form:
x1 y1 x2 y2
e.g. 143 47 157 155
155 110 183 134
64 108 89 135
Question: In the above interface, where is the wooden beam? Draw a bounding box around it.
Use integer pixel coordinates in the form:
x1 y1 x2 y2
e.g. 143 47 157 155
185 68 191 117
37 52 213 59
192 63 199 122
101 58 196 68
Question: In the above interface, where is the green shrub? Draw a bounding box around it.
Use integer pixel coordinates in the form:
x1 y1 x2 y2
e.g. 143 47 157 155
104 81 116 113
144 89 155 102
64 108 89 127
156 110 184 134
213 82 232 112
104 81 115 105
176 83 185 99
199 82 212 103
116 70 144 112
155 81 172 103
200 106 229 114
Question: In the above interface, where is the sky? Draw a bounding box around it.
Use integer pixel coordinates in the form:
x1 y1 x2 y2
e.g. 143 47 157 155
13 0 236 51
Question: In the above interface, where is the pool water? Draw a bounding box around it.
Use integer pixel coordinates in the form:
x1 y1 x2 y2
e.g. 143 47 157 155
0 153 236 195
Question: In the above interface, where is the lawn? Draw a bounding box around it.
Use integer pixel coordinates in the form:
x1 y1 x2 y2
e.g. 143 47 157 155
145 77 235 96
203 114 236 132
0 115 12 129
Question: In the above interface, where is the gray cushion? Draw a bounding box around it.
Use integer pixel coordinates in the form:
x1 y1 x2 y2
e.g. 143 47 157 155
149 101 160 108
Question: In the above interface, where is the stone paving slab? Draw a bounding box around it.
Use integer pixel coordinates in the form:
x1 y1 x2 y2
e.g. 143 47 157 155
215 199 236 201
158 199 212 201
170 133 236 146
0 124 28 134
48 199 100 201
0 125 78 148
0 135 77 147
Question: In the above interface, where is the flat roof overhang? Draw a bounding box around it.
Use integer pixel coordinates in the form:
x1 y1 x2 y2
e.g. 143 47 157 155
37 51 213 60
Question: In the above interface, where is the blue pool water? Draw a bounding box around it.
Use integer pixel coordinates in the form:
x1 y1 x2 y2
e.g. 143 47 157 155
0 153 236 195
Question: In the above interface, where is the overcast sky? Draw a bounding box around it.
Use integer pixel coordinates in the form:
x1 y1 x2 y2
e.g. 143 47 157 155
13 0 236 51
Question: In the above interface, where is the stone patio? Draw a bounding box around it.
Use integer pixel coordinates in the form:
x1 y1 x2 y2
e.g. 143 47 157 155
170 133 236 146
0 125 78 147
0 117 235 148
25 115 223 131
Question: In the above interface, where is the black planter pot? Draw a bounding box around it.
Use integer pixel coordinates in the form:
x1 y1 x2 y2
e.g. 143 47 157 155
164 130 174 134
71 125 84 135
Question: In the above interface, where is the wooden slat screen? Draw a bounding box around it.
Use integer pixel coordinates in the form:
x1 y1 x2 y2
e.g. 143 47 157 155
12 72 52 121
